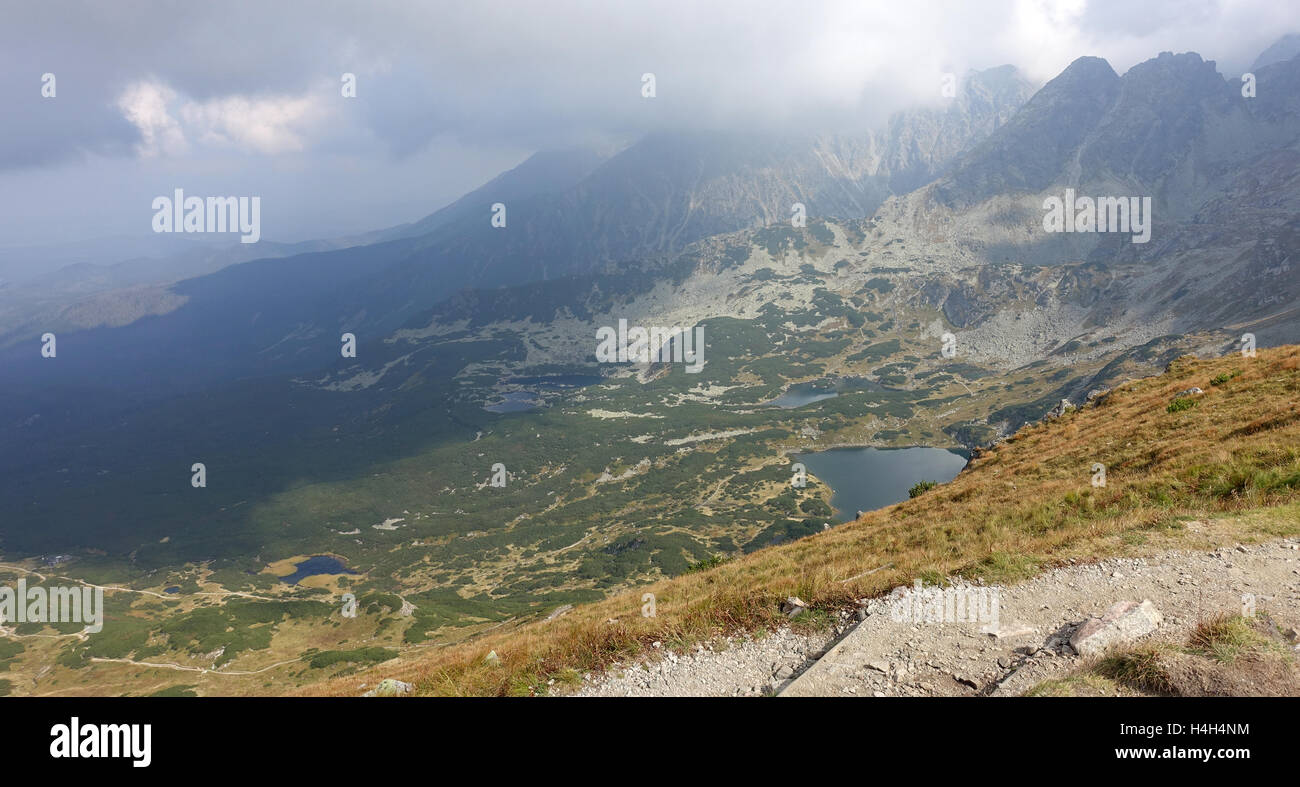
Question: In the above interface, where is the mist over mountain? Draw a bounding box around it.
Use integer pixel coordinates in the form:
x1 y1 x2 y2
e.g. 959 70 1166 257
0 66 1034 407
3 15 1300 710
6 39 1299 545
1252 32 1300 71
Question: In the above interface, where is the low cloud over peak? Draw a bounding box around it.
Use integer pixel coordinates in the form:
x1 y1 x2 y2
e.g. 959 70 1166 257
0 0 1295 244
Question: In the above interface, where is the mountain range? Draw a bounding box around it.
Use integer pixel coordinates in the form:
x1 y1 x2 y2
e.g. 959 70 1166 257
2 39 1300 696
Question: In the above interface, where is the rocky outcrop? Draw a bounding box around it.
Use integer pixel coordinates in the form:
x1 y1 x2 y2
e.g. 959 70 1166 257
1045 399 1074 420
363 678 412 697
1069 600 1164 658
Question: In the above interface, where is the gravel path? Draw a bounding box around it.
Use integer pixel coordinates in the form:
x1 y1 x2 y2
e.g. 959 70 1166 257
571 533 1300 697
573 625 840 697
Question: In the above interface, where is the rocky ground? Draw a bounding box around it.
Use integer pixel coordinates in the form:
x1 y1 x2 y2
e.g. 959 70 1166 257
570 532 1300 697
573 625 840 697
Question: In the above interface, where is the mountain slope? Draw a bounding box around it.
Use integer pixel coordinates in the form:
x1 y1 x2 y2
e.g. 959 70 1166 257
5 45 1300 697
0 66 1035 407
872 49 1300 346
299 345 1300 696
7 46 1299 581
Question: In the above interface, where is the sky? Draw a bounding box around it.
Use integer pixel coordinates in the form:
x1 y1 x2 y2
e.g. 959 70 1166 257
0 0 1295 248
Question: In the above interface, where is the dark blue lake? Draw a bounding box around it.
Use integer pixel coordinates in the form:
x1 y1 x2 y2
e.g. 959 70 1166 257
793 446 968 520
486 375 603 412
484 390 542 413
280 555 358 584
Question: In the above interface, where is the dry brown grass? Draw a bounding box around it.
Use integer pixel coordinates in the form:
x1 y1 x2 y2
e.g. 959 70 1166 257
300 346 1300 696
1055 613 1300 697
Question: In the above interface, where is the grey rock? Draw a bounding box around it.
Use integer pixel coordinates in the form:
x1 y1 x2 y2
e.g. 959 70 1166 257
1069 600 1163 658
781 596 810 617
1045 399 1074 420
364 678 413 697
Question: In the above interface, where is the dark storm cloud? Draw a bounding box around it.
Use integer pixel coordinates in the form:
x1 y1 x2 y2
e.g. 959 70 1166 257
0 0 1295 243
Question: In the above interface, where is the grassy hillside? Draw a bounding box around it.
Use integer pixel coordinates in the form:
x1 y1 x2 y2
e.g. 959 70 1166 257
302 345 1300 696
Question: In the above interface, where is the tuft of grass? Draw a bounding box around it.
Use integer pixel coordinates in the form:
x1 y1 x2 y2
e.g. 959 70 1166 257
1095 643 1177 694
962 551 1039 585
1187 613 1291 664
553 668 583 686
789 608 834 634
1037 612 1298 697
1167 397 1198 413
1188 614 1258 663
1025 673 1121 697
915 570 948 588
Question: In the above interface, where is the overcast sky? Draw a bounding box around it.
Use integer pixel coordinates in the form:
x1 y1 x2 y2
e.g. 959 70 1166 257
1 0 1295 248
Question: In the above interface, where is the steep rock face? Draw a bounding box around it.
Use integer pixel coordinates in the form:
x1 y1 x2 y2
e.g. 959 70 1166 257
1080 52 1240 188
938 51 1300 212
869 64 1040 195
868 48 1300 345
935 57 1122 208
416 65 1037 287
377 47 1300 401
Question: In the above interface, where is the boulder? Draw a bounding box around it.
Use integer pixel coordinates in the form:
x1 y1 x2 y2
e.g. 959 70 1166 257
1085 387 1111 403
1045 399 1074 420
1069 600 1163 658
364 678 413 697
781 596 809 617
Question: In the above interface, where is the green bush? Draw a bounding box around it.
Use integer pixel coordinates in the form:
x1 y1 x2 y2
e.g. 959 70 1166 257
308 647 398 670
684 554 730 574
908 480 938 498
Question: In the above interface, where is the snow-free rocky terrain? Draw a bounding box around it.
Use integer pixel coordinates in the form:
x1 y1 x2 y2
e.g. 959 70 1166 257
574 533 1300 697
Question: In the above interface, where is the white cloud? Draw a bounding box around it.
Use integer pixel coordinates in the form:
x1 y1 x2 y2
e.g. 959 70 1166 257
179 93 323 155
116 80 327 158
116 81 188 158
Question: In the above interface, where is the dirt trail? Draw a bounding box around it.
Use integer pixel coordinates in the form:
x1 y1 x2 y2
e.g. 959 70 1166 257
574 533 1300 697
785 535 1300 696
